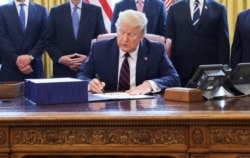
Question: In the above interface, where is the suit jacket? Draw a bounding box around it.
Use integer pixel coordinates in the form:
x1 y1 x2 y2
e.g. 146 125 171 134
166 0 230 86
45 2 106 78
111 0 167 36
231 9 250 70
77 37 180 91
0 2 48 81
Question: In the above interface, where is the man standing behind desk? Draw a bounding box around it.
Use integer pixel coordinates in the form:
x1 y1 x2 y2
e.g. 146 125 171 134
77 10 180 95
111 0 167 36
45 0 105 78
165 0 230 86
0 0 48 81
231 9 250 70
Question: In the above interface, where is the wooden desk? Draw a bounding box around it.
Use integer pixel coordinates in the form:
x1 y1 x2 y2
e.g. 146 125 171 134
1 94 250 158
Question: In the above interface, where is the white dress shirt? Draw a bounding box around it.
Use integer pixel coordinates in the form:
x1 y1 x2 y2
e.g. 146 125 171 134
190 0 204 20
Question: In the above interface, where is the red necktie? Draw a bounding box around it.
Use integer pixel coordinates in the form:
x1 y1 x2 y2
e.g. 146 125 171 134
137 0 143 12
118 53 130 91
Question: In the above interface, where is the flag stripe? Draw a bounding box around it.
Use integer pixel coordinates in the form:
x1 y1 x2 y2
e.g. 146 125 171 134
85 0 112 33
99 0 112 22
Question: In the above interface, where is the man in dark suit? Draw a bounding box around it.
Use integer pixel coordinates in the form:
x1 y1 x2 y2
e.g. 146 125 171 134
0 0 48 81
45 0 106 78
165 0 230 86
77 10 180 95
111 0 167 36
231 9 250 70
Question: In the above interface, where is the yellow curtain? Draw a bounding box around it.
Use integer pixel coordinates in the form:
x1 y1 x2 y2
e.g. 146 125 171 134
218 0 250 45
33 0 66 10
33 0 250 78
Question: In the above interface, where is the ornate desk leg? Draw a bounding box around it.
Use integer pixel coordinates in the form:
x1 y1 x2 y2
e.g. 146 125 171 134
0 127 9 158
189 126 208 158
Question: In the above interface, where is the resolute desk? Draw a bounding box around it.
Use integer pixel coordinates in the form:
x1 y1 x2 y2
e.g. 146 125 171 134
1 94 250 158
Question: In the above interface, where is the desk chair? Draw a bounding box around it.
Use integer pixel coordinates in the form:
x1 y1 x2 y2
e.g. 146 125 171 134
93 33 171 58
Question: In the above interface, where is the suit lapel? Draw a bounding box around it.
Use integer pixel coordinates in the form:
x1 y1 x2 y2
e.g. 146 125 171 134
129 0 137 10
196 0 209 30
25 3 35 36
63 3 75 40
183 0 194 31
77 3 88 41
10 2 24 35
106 39 120 89
136 39 149 85
142 0 149 12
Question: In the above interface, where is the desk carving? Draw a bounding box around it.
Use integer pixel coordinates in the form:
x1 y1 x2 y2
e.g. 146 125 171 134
12 127 187 145
192 128 204 145
0 129 6 145
210 127 250 146
2 96 250 158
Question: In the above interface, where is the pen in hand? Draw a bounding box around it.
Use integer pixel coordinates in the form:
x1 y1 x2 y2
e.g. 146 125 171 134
95 74 105 94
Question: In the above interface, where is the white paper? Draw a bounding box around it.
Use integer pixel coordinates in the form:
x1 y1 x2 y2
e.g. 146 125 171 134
88 92 154 102
25 77 83 83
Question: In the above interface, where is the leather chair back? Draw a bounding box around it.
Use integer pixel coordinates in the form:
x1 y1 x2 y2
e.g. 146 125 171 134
92 33 171 58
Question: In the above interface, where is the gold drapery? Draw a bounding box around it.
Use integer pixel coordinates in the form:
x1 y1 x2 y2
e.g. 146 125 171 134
33 0 66 10
218 0 250 45
33 0 250 78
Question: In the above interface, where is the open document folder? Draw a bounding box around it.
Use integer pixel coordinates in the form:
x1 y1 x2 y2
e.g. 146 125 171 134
88 92 154 102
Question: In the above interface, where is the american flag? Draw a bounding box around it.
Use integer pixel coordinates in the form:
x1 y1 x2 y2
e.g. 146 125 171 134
85 0 113 33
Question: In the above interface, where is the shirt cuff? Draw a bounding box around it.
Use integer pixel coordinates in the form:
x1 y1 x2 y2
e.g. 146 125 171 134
58 57 62 64
147 80 161 93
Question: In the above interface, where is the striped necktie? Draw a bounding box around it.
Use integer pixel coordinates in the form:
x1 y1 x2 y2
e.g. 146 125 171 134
193 0 200 29
118 53 130 91
72 6 79 39
19 3 25 32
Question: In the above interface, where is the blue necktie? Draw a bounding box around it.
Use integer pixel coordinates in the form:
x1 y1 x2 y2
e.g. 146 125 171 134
72 6 79 39
19 3 25 32
193 0 200 29
118 53 130 91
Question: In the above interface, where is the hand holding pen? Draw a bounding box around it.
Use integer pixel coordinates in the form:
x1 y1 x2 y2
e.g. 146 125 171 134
95 74 105 94
89 74 105 94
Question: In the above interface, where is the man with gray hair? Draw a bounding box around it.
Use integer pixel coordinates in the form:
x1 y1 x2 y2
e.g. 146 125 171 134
77 10 180 95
